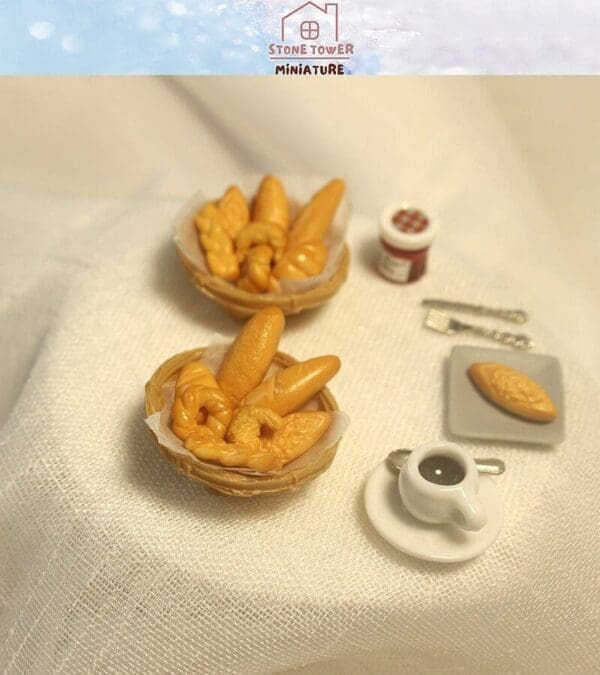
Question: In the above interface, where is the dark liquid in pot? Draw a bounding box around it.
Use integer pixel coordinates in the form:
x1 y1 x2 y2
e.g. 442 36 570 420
419 455 465 485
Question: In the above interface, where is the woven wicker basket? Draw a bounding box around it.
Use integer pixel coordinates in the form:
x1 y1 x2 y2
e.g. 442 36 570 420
173 182 351 318
176 244 350 319
145 348 341 497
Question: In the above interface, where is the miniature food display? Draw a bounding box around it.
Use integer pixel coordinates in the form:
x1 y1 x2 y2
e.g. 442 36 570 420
170 307 340 471
468 362 557 422
194 176 345 293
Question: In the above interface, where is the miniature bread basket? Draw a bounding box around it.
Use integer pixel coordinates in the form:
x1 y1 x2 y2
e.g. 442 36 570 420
173 176 351 318
145 348 341 497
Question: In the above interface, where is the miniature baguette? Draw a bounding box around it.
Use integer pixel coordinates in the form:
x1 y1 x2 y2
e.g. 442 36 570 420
468 362 557 422
217 306 285 403
252 175 290 231
288 178 345 246
242 355 340 415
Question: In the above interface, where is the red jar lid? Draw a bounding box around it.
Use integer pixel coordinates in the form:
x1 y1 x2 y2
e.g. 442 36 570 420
380 202 438 251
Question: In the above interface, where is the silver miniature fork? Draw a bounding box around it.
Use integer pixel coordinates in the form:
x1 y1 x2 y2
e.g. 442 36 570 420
424 309 535 350
422 298 528 324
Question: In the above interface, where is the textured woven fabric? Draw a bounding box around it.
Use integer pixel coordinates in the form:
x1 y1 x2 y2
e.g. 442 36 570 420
1 79 600 673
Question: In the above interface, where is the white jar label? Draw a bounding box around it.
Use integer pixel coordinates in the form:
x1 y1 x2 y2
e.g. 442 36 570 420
378 249 412 283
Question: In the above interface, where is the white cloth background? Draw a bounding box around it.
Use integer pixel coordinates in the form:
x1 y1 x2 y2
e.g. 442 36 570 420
0 77 599 673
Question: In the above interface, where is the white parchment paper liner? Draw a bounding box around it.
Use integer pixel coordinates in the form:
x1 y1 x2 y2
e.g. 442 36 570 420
173 173 351 295
145 335 350 477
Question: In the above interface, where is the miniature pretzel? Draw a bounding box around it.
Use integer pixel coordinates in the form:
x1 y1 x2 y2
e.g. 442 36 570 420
226 405 282 453
175 361 218 398
184 432 283 472
272 241 328 280
172 385 233 441
252 175 290 231
238 244 276 293
235 222 287 263
288 178 345 246
218 185 249 238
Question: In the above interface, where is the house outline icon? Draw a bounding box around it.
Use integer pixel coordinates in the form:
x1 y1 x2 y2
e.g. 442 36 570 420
281 2 339 42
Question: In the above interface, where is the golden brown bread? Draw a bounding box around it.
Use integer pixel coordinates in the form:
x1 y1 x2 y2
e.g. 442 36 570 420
175 361 218 397
237 244 276 292
218 185 249 238
195 203 240 281
272 241 328 280
242 355 340 415
252 175 289 231
263 411 332 465
217 306 285 403
468 362 557 422
288 178 345 246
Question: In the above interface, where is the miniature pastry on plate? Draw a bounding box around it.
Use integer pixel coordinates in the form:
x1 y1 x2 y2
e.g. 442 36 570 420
468 362 557 422
168 307 341 472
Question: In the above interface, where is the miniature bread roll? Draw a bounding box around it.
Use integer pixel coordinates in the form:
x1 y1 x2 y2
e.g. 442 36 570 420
218 186 249 238
217 306 285 403
242 355 340 415
252 175 290 231
468 362 557 422
288 178 345 246
263 411 332 465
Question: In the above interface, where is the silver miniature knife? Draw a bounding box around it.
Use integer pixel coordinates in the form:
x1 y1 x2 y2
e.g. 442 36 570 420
422 298 528 324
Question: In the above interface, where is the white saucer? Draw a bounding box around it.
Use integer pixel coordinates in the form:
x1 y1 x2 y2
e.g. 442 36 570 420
364 461 503 563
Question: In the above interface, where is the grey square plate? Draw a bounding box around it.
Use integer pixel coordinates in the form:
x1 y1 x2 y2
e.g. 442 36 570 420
447 345 565 445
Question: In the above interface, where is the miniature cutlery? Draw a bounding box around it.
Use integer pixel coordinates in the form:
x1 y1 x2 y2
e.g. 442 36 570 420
422 299 528 324
387 449 505 475
424 309 535 350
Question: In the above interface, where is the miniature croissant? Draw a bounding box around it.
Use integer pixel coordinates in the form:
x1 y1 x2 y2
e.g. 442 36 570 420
273 241 328 280
263 411 332 465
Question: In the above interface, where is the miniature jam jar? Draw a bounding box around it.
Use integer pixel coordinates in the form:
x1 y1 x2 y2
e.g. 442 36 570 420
377 203 438 283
